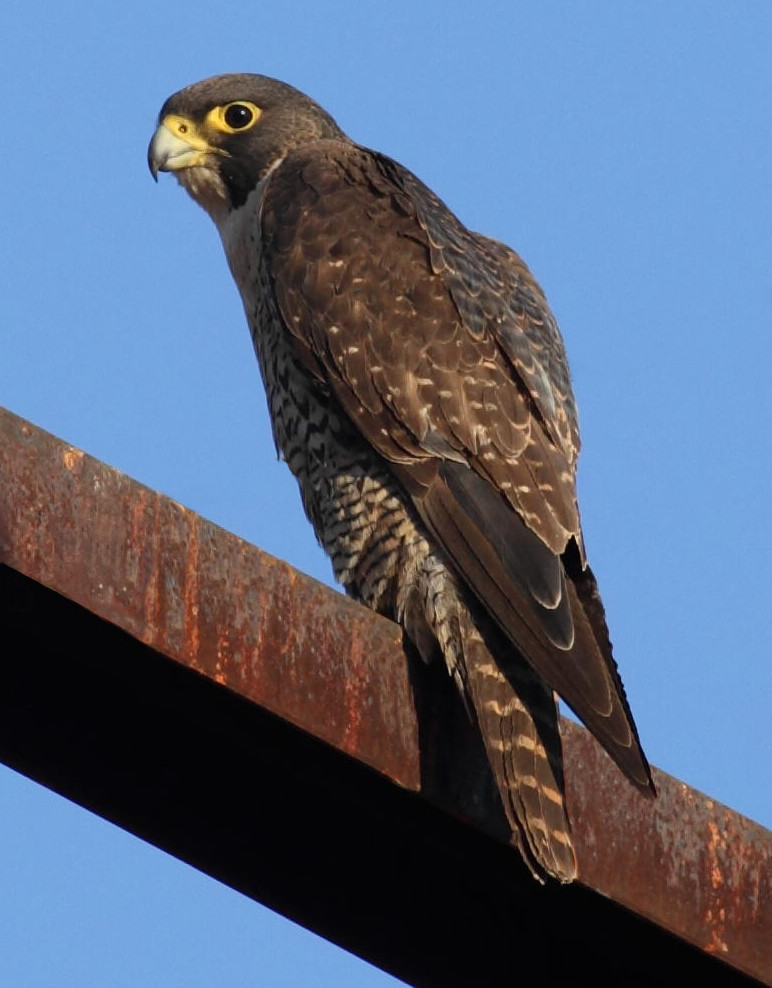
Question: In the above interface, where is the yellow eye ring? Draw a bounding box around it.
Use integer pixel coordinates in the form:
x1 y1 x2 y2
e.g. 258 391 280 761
206 101 262 134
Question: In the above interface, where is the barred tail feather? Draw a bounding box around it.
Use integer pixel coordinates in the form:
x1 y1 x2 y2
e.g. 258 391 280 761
459 610 577 882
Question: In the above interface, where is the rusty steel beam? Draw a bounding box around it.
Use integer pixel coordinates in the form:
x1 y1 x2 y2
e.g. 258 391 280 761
0 405 769 986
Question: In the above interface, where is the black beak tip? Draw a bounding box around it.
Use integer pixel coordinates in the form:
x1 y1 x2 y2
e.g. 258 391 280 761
147 142 159 182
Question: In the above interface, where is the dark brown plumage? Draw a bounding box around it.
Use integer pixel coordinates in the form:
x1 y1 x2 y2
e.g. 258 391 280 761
149 73 654 881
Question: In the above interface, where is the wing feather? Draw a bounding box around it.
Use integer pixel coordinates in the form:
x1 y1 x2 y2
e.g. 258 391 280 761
260 141 653 794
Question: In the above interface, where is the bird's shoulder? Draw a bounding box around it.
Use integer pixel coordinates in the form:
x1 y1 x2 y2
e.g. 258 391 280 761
261 142 579 464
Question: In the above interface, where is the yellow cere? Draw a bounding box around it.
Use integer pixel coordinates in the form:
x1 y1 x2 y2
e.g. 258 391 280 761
160 114 216 152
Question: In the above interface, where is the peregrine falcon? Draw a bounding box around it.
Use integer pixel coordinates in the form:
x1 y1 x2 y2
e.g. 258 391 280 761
148 74 654 882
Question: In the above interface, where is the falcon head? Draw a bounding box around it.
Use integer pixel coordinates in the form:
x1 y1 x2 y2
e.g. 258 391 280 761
148 73 346 221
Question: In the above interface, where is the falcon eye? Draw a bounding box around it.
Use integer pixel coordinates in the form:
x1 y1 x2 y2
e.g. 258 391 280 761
205 101 261 135
223 103 254 129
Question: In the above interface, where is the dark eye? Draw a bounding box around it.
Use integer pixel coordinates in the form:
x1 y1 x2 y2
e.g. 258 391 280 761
224 103 254 129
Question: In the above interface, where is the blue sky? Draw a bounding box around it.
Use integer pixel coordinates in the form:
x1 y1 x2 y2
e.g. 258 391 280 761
2 2 771 984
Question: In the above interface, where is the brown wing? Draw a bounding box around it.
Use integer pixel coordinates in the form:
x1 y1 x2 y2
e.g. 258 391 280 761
260 141 653 794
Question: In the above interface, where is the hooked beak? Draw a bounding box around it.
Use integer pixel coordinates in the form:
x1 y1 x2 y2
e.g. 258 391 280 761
148 115 221 181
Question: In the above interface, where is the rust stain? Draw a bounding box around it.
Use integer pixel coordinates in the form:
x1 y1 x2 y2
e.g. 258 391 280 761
182 509 201 665
707 820 725 891
62 447 84 474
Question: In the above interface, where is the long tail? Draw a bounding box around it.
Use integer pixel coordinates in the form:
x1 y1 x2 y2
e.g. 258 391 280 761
459 608 577 882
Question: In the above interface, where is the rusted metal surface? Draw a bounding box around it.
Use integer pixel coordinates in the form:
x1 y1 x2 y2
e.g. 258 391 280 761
0 407 417 790
565 721 772 981
0 405 770 984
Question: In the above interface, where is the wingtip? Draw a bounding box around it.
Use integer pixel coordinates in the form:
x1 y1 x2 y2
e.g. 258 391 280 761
642 773 658 799
627 760 657 799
